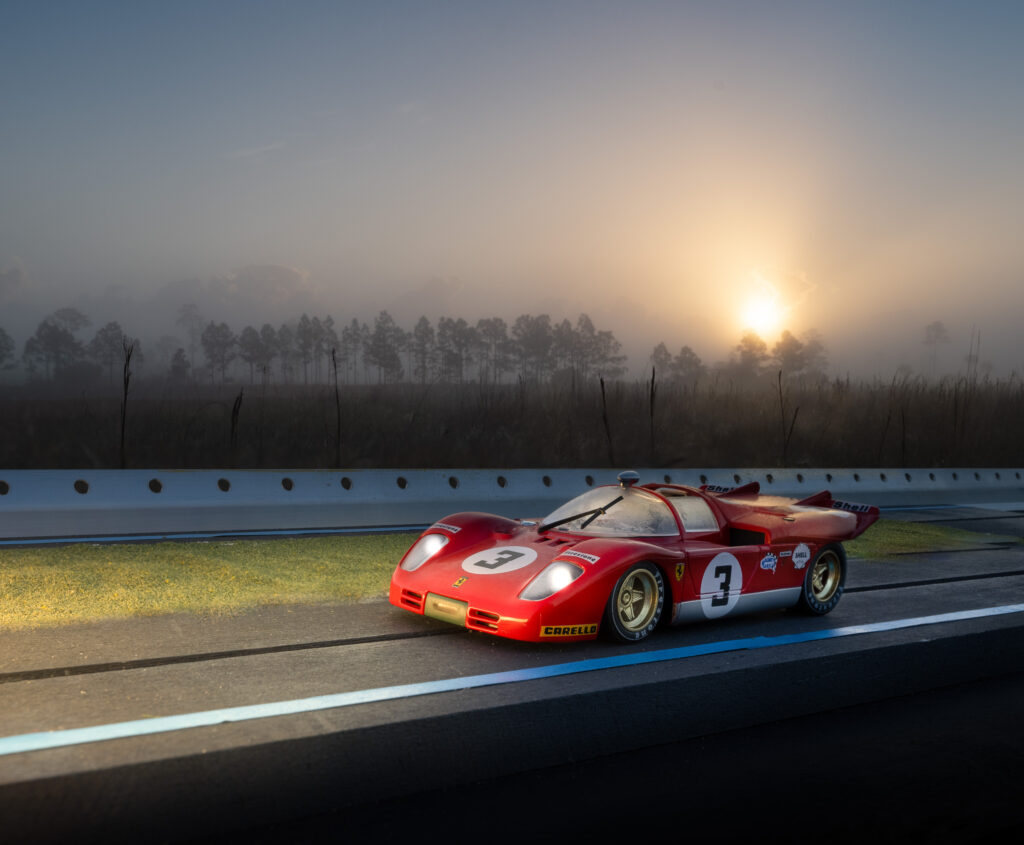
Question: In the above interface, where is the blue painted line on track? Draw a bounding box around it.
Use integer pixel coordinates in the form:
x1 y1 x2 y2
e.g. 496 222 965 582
2 603 1023 758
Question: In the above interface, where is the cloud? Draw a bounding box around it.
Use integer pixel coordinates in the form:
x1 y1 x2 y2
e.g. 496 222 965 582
153 264 318 328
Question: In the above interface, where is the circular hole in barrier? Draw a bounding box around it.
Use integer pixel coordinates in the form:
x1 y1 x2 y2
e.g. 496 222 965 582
497 476 507 488
880 473 887 482
148 478 163 494
905 473 912 482
396 476 408 489
853 473 860 482
217 478 231 492
765 474 774 484
995 472 1001 480
448 476 459 489
282 477 294 491
542 475 552 487
0 481 9 496
796 473 804 483
733 473 741 484
952 472 959 481
1017 472 1021 480
699 474 708 484
929 472 936 481
586 475 594 486
341 477 352 490
826 473 833 483
974 472 981 481
74 479 89 495
663 474 672 484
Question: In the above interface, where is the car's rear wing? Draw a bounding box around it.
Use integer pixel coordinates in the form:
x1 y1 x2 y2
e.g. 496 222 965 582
700 483 880 540
794 489 880 538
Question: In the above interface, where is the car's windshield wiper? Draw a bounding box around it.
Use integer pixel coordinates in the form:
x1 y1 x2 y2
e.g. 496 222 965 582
537 495 624 533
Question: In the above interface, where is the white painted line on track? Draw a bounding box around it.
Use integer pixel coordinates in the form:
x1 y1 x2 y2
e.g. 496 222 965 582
0 525 428 547
2 603 1023 758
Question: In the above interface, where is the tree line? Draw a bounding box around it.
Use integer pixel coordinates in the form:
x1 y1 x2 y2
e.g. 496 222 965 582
1 306 632 388
0 304 840 391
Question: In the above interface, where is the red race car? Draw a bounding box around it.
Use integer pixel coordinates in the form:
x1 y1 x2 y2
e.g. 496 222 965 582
389 472 879 643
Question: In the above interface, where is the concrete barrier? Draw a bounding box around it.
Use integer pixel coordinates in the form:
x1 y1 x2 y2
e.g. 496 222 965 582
0 467 1022 541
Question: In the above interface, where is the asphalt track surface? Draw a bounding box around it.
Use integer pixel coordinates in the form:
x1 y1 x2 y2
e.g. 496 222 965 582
2 506 1024 842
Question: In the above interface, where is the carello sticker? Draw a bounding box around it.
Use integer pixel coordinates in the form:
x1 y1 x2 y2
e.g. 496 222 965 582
433 522 461 534
560 549 599 565
760 553 778 573
780 550 793 558
540 624 599 637
793 544 811 569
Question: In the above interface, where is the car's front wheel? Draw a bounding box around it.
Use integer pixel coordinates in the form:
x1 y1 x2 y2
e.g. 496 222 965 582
602 562 664 643
795 544 845 615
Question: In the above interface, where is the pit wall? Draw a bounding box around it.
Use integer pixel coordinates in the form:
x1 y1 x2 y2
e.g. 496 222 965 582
0 468 1021 541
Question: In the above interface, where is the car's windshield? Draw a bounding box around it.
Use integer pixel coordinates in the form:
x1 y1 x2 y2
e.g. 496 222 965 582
540 487 679 537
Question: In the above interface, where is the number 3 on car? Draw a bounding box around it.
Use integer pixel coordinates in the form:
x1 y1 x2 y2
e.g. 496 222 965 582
389 472 878 644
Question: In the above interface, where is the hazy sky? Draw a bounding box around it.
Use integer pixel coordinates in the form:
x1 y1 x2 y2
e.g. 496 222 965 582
2 0 1023 374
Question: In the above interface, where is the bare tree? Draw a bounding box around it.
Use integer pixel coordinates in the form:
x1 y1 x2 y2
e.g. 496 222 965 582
924 320 950 378
176 303 204 374
201 321 237 382
89 321 127 382
0 326 14 370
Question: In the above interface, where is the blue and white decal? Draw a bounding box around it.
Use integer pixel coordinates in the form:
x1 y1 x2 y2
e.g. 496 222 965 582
760 553 778 573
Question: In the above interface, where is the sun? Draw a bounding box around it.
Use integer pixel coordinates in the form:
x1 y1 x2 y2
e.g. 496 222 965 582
740 274 784 337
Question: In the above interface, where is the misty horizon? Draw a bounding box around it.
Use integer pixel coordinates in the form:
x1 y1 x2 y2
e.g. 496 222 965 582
3 3 1023 380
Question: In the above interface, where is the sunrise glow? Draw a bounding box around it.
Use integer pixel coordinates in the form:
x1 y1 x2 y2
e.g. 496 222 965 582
740 274 784 338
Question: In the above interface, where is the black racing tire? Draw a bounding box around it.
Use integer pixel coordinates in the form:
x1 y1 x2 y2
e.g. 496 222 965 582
795 543 846 615
602 562 664 643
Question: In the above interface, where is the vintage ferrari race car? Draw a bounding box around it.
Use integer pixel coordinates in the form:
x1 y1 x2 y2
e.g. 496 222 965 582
388 472 879 643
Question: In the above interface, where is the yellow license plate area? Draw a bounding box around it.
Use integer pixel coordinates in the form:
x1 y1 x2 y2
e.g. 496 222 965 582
424 593 469 626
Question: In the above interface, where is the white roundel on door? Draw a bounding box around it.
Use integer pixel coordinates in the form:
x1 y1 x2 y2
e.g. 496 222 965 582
461 546 538 574
700 552 742 618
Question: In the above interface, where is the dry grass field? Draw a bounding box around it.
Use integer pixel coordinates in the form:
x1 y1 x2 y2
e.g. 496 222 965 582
1 373 1021 469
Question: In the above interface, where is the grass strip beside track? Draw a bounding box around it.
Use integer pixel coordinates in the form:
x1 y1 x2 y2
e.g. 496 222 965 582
0 521 1018 630
845 519 1019 559
0 533 416 630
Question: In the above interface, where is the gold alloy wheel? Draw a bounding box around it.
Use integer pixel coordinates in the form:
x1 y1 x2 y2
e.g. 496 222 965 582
810 549 842 603
616 568 659 632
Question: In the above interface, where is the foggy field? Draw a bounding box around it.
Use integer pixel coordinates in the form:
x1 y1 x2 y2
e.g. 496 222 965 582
1 374 1020 470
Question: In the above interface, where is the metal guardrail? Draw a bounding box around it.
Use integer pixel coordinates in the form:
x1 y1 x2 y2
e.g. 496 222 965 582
1 467 1022 542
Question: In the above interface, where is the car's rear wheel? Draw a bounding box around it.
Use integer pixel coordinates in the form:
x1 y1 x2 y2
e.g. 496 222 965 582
602 563 664 643
795 544 845 615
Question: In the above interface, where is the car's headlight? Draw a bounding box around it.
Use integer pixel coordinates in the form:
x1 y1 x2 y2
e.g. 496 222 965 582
400 534 449 571
519 561 584 601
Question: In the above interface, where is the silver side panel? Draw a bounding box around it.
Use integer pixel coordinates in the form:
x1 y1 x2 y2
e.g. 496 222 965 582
672 587 802 625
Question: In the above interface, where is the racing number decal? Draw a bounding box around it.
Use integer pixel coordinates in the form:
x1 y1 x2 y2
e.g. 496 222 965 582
700 552 742 618
711 565 732 607
461 545 538 575
474 549 526 570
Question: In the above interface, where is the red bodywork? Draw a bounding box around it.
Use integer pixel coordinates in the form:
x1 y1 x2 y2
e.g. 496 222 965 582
388 480 879 643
